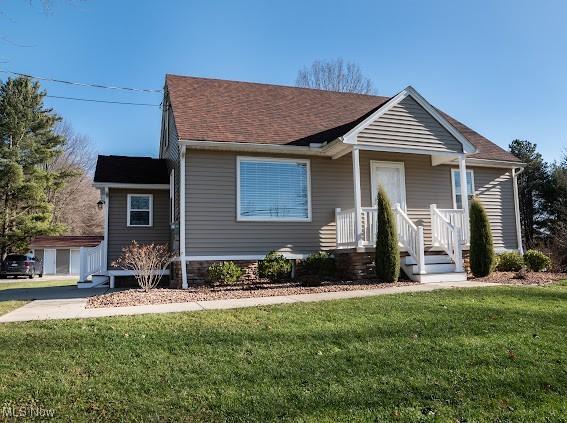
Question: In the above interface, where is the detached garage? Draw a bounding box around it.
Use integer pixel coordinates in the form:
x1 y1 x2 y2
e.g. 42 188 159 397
30 236 104 276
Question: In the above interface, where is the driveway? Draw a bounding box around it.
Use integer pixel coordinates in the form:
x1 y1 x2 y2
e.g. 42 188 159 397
0 284 109 301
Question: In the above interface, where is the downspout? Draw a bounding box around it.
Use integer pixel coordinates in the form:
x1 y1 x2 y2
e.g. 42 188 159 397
512 167 525 255
103 186 109 272
179 144 188 289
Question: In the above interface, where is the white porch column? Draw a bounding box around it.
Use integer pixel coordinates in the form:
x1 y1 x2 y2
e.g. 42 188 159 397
512 168 524 254
458 155 470 239
352 146 363 250
179 145 188 289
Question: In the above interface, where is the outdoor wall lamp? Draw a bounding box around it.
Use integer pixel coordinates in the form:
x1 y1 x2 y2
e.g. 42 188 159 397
97 200 105 210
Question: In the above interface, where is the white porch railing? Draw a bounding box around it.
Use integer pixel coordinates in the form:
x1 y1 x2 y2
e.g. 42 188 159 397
431 205 464 272
394 204 425 274
437 208 469 245
335 207 378 248
335 205 425 274
79 242 105 282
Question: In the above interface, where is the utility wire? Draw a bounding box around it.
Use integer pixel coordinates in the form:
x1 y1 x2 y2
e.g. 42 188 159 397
0 69 163 93
46 95 161 107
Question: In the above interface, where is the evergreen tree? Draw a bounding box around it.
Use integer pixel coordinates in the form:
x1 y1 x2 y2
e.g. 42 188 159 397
469 198 495 277
375 185 400 282
509 139 548 249
0 77 66 257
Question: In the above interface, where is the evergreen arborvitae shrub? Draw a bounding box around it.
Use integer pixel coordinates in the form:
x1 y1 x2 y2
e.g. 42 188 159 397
375 185 400 282
469 198 495 277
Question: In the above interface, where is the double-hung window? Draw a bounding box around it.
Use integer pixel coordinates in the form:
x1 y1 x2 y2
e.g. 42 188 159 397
237 157 311 221
127 194 153 227
451 169 475 209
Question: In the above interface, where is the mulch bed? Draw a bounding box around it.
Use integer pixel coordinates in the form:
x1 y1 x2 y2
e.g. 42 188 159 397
86 280 417 309
472 271 567 285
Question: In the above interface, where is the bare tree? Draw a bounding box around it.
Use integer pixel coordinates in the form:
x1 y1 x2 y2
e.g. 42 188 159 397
46 122 103 235
296 59 376 95
112 241 174 292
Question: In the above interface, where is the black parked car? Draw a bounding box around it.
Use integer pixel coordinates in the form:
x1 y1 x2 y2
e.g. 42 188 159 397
0 254 43 279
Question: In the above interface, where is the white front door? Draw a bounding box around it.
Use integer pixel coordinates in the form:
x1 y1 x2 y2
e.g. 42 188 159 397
70 249 80 275
43 249 56 275
371 161 407 209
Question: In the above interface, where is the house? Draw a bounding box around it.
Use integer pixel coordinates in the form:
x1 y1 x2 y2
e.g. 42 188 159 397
83 74 524 288
31 236 104 275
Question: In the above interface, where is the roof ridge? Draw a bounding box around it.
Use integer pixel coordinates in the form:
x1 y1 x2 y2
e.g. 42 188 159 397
166 73 390 100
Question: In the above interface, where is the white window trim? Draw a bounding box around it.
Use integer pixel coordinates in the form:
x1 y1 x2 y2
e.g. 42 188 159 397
127 193 153 227
370 160 407 210
236 156 312 222
169 169 175 223
450 169 475 209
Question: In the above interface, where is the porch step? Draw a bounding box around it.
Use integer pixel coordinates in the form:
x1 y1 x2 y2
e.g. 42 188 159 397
411 263 457 274
411 272 467 283
401 253 467 283
77 274 109 289
405 254 453 265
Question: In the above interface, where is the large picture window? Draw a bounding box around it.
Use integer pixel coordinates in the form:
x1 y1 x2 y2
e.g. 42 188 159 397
237 157 311 221
451 169 475 209
127 194 153 227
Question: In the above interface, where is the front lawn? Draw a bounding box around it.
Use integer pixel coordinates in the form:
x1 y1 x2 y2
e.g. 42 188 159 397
0 284 565 421
0 278 75 291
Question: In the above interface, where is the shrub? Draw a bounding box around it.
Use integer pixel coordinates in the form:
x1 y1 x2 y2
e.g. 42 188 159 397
496 252 524 272
207 261 243 285
302 251 336 279
375 185 400 282
258 251 292 282
469 198 495 277
523 250 551 272
112 241 173 292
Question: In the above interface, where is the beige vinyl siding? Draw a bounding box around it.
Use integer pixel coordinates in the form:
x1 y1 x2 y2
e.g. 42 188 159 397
107 188 170 267
159 100 181 254
358 96 464 154
473 168 518 250
184 150 518 255
185 150 353 256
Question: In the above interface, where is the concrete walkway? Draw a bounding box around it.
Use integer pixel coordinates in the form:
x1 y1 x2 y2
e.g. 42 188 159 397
0 281 496 323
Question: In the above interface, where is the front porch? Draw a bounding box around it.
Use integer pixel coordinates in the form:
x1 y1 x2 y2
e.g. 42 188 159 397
332 144 472 282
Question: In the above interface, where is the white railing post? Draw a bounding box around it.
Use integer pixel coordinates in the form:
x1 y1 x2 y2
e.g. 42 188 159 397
417 226 426 274
430 204 437 246
335 208 341 247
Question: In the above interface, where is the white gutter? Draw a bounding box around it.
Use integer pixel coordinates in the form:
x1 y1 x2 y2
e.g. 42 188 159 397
178 139 341 156
93 183 170 190
179 144 188 289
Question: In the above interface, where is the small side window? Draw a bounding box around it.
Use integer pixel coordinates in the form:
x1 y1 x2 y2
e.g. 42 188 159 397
127 194 153 227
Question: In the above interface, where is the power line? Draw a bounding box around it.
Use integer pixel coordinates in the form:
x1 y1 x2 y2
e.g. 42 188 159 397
46 95 161 107
0 69 163 93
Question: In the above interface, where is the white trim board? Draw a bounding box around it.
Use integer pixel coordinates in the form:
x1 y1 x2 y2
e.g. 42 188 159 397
236 156 312 222
341 86 478 154
181 254 311 261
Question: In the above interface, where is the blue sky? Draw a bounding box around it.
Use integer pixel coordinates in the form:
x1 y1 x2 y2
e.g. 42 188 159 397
1 0 566 161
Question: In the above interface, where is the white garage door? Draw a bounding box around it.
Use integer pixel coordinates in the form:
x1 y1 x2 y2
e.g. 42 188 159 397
70 249 81 275
43 249 56 275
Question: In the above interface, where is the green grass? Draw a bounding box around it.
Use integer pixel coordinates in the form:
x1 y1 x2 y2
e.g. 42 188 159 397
0 278 75 291
0 300 26 316
0 284 566 422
